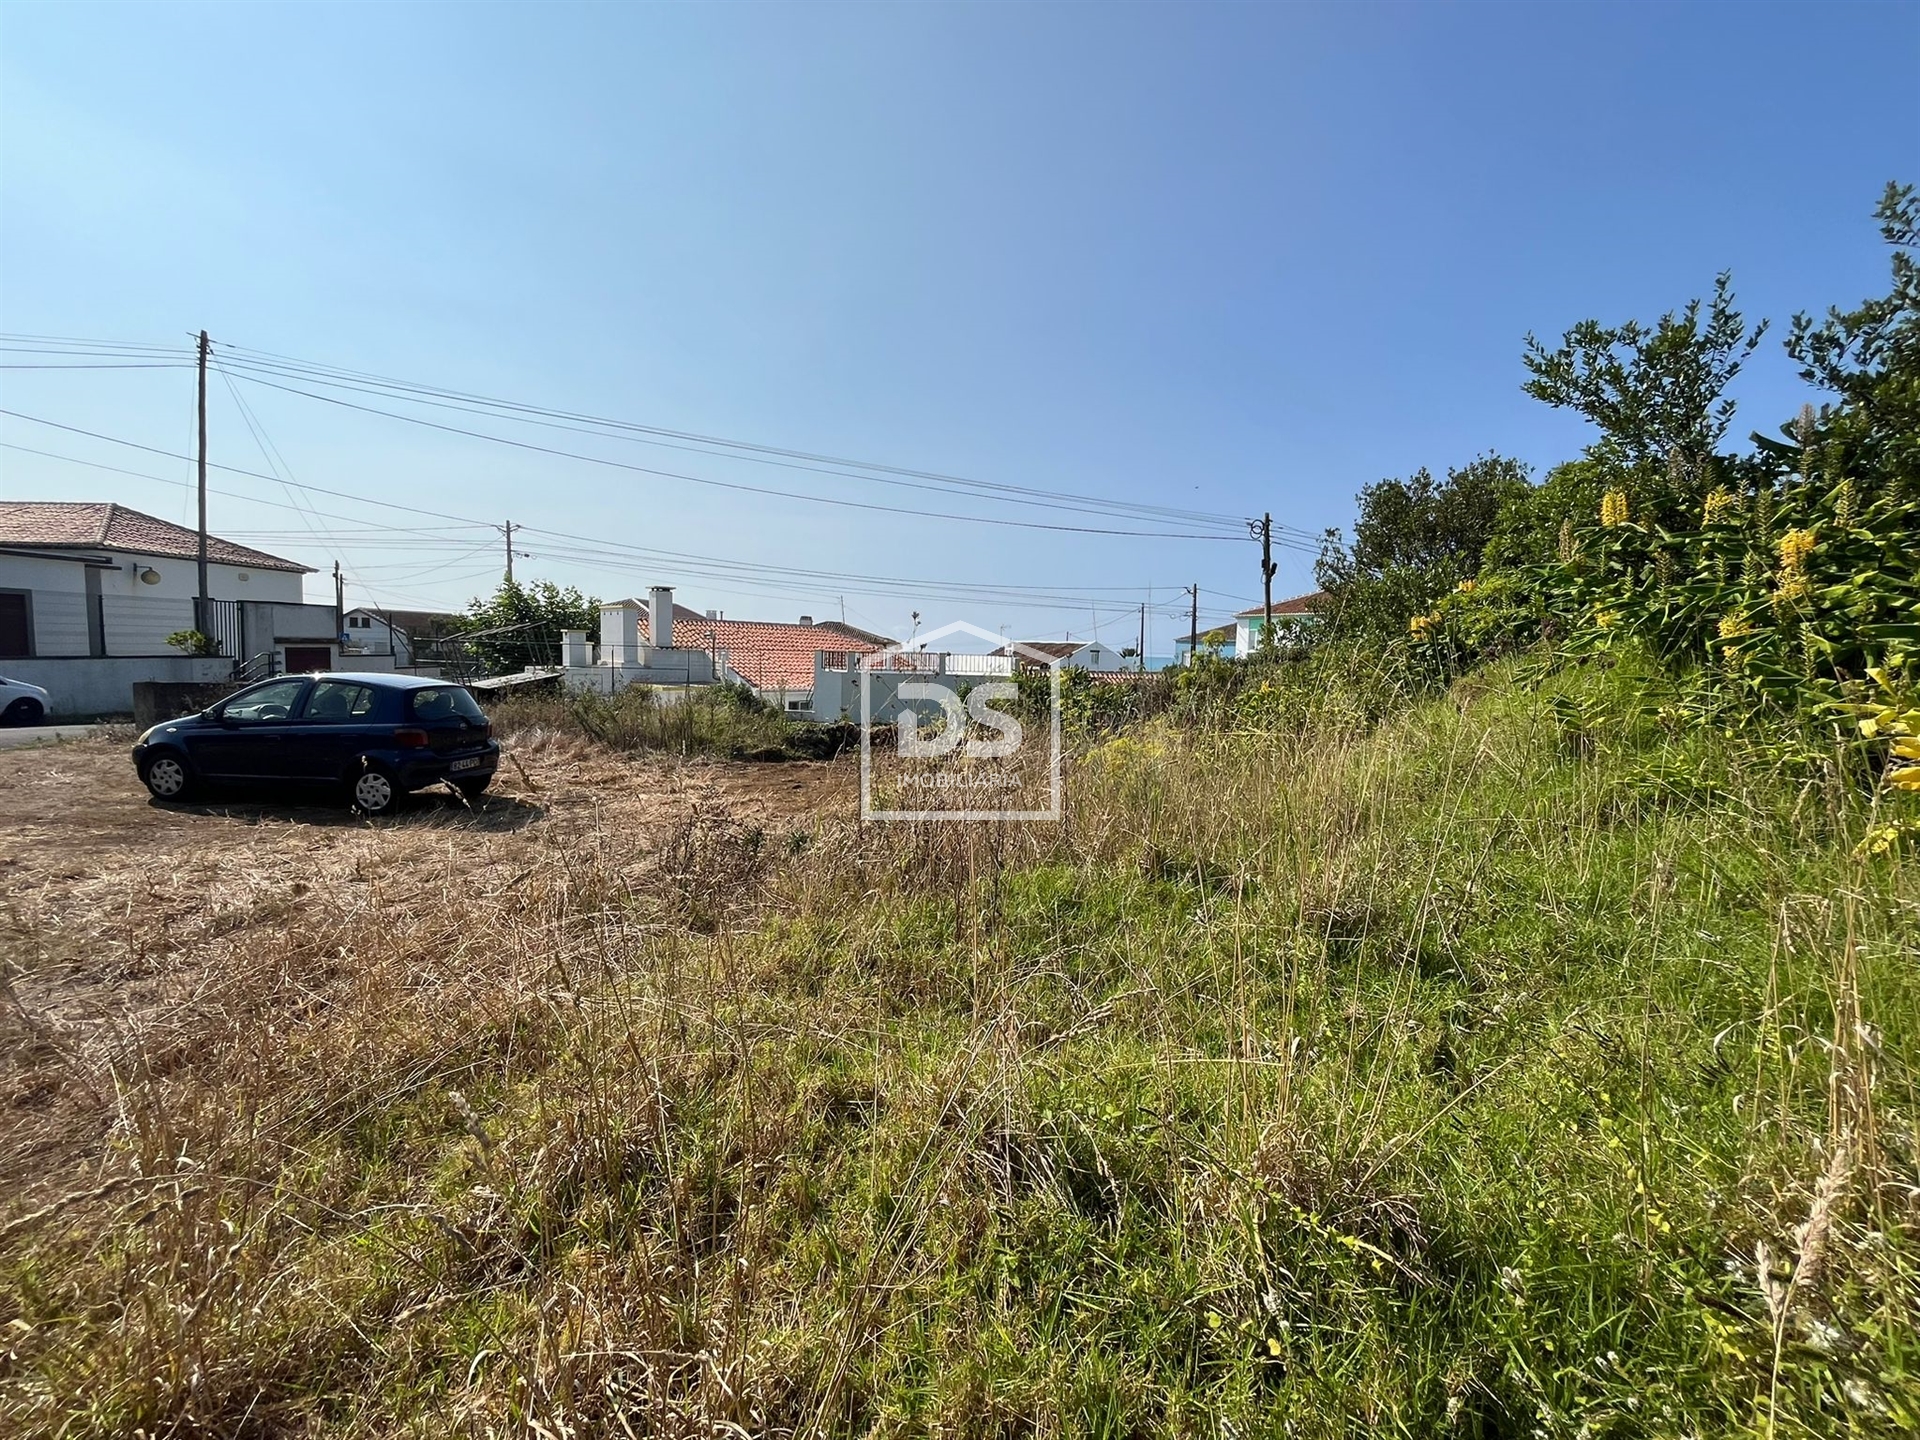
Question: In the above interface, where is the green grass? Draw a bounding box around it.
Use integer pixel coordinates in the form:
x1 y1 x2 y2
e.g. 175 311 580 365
3 656 1916 1436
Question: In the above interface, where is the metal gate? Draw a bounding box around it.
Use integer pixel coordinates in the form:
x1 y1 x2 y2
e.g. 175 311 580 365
196 597 242 658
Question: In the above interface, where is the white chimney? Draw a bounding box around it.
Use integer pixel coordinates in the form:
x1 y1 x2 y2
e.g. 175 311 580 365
705 609 718 620
601 600 639 665
648 586 675 649
561 629 590 668
799 614 812 626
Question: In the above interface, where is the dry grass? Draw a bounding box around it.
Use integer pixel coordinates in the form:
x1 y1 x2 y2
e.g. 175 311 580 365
1 662 1916 1436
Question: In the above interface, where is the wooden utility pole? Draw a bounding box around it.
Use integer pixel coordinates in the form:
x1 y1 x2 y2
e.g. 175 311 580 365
1187 584 1199 665
333 561 344 641
195 330 209 628
503 520 515 583
1137 601 1146 672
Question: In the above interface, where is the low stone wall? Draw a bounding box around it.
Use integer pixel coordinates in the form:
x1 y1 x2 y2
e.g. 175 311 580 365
0 656 231 719
132 681 243 729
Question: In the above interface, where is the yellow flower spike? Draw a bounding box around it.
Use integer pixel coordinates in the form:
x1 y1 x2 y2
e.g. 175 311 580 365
1600 490 1630 527
1457 579 1477 594
1777 528 1817 571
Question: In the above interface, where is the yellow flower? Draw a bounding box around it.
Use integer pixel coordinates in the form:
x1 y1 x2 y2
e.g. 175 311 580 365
1594 609 1619 630
1777 527 1817 572
1888 766 1920 793
1702 488 1740 524
1457 579 1477 594
1717 614 1752 640
1600 490 1630 528
1267 1336 1282 1357
1409 612 1440 638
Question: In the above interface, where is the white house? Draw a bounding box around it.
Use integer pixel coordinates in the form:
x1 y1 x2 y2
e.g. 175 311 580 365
342 607 461 667
993 639 1129 672
1233 591 1326 653
0 501 343 715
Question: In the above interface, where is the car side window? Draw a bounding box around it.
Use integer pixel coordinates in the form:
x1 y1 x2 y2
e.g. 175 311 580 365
303 681 376 722
221 679 308 723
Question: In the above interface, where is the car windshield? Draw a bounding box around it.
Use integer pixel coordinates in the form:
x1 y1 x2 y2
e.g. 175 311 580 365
408 686 487 723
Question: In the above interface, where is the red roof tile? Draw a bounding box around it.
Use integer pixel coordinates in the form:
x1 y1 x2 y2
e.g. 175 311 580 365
1234 591 1326 619
670 616 882 692
0 501 311 573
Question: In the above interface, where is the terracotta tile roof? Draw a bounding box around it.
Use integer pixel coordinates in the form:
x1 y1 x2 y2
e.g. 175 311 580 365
1234 590 1326 620
993 640 1088 661
812 619 897 647
0 501 312 573
670 616 883 692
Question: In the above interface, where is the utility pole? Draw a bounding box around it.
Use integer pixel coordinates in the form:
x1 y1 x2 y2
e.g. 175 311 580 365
1249 512 1277 649
1187 584 1199 666
503 520 515 583
195 330 209 630
1137 602 1146 672
332 561 344 636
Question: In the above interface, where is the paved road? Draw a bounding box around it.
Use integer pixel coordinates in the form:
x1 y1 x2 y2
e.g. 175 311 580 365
0 723 104 750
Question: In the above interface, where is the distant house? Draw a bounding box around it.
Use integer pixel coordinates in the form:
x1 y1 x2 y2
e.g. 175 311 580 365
1174 622 1236 664
674 611 893 712
992 638 1129 673
0 501 348 714
549 593 894 715
343 607 462 667
1234 591 1326 653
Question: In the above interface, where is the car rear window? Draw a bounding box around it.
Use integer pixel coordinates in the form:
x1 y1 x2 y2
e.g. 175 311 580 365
408 686 487 722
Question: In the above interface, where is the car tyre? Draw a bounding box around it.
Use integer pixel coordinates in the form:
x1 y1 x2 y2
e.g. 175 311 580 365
453 776 491 801
3 697 43 726
140 751 195 802
349 762 403 817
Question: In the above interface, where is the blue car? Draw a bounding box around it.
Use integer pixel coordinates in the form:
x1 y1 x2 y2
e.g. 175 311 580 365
131 672 500 816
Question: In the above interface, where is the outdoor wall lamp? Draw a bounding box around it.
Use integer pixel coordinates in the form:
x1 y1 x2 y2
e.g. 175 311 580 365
138 567 161 585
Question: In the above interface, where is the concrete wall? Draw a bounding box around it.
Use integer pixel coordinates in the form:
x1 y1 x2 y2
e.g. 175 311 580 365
0 655 231 718
809 655 1036 725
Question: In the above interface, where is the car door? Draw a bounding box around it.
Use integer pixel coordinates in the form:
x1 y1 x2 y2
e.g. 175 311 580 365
288 678 382 781
187 677 311 779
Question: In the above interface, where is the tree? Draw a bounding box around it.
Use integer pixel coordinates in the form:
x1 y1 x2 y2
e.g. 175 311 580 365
1523 273 1766 475
460 577 599 675
1316 454 1532 638
1782 181 1919 499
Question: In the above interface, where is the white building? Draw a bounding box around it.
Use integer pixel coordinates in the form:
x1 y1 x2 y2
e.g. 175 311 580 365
342 607 461 667
1233 591 1327 653
0 501 343 715
993 638 1129 672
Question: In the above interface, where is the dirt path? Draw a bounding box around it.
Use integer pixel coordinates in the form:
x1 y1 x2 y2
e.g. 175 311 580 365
0 734 856 1180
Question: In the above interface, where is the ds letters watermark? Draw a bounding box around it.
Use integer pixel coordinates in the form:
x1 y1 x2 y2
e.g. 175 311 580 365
858 621 1062 822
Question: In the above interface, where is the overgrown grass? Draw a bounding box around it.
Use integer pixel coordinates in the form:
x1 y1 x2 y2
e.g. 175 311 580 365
3 657 1916 1436
489 680 801 758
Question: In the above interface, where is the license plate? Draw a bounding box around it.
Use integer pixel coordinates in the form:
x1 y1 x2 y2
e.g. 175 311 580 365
449 756 484 772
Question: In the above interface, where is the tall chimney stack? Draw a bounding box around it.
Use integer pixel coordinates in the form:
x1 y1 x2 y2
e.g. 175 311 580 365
648 586 675 649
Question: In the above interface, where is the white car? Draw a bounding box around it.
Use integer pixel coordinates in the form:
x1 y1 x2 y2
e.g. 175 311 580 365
0 674 50 726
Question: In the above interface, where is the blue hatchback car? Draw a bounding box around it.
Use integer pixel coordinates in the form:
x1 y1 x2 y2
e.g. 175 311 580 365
132 672 500 816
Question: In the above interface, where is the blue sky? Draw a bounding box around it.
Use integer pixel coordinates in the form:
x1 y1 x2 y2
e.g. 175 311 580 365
2 1 1914 653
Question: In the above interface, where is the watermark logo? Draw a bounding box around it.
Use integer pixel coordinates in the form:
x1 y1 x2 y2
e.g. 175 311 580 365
859 620 1062 821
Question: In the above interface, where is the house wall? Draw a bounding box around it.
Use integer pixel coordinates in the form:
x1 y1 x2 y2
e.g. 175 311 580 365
343 610 411 664
0 655 231 718
0 549 307 657
810 655 1034 724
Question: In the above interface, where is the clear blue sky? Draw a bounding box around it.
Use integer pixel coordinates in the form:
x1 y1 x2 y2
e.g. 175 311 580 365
2 1 1914 653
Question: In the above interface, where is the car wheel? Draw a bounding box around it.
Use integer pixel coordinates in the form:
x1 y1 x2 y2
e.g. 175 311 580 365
453 776 491 801
3 697 43 726
349 764 402 817
141 751 194 801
